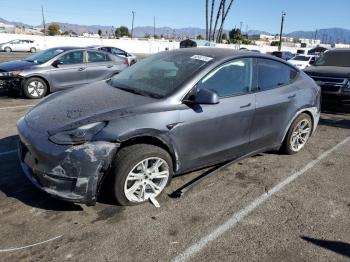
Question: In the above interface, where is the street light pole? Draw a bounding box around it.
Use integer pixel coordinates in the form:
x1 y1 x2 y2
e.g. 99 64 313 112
131 11 135 39
278 11 286 51
153 16 156 38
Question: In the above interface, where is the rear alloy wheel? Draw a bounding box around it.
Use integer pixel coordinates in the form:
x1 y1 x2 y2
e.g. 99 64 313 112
4 47 11 52
30 47 36 53
283 113 312 154
111 144 173 206
23 77 48 99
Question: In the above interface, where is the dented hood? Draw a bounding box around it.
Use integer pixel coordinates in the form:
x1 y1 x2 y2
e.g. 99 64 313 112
24 80 156 134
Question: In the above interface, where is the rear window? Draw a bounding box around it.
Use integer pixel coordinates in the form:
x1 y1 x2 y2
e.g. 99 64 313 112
314 51 350 67
292 56 310 61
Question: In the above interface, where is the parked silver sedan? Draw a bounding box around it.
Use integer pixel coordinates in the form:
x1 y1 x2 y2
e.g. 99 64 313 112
87 45 138 65
0 46 128 98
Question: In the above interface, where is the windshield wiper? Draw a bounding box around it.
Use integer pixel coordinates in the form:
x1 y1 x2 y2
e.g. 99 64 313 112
115 86 161 99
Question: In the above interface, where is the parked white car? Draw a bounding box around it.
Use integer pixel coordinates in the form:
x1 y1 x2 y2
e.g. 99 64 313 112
0 39 39 53
288 55 317 70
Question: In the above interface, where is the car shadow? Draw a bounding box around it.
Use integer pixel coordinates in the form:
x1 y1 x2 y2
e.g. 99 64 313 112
319 116 350 130
301 236 350 258
0 135 83 211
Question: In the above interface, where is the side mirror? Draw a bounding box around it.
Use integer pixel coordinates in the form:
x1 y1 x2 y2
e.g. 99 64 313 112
184 88 219 105
52 60 63 68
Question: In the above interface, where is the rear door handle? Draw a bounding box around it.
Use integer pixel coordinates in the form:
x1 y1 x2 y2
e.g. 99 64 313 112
288 94 296 99
78 67 86 71
107 65 113 68
240 103 251 108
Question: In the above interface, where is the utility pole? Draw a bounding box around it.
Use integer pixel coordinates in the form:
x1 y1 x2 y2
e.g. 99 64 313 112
41 5 46 36
278 11 286 51
153 16 156 38
131 11 135 39
314 29 318 41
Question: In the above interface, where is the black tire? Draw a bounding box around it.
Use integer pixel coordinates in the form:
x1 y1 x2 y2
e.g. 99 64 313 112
23 77 48 99
30 47 36 53
111 144 173 206
282 113 312 155
4 47 11 52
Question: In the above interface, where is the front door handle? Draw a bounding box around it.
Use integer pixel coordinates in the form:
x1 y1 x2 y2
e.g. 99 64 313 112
107 65 113 68
78 67 86 71
288 94 296 99
240 103 251 108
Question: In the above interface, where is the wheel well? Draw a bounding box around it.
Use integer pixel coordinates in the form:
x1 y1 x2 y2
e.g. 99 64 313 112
300 110 315 134
119 136 177 172
24 76 50 93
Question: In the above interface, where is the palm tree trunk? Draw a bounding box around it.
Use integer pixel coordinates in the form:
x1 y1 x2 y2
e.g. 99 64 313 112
208 0 215 41
216 0 235 42
205 0 209 40
212 0 224 41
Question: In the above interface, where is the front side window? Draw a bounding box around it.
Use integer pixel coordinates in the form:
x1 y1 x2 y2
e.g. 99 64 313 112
87 51 110 62
59 51 84 64
197 58 253 97
257 59 298 91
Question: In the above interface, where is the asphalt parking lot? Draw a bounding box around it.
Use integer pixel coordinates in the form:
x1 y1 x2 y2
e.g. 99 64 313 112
0 53 350 262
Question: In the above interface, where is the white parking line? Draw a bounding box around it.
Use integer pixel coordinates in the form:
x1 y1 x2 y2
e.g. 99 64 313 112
0 235 62 252
173 136 350 262
0 149 17 156
0 105 34 110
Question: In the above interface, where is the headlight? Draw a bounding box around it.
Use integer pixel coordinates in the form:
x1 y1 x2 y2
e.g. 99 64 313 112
49 122 106 145
0 70 21 77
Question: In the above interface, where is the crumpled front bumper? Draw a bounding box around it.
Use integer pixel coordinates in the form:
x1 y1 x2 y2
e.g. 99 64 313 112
0 76 23 91
17 118 119 205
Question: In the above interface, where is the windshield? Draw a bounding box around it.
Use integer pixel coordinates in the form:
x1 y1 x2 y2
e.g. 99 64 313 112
24 48 65 64
109 52 213 98
314 51 350 67
291 56 310 62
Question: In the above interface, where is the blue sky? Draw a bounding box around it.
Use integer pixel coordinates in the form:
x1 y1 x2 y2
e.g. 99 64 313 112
1 0 349 33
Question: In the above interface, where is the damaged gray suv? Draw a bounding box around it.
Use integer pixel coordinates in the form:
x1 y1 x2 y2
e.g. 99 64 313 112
17 48 320 206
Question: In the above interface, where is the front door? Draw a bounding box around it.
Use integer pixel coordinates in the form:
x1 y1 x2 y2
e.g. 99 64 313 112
49 50 87 90
172 58 256 172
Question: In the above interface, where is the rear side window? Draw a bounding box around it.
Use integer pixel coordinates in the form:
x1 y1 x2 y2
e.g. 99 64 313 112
87 51 111 62
59 51 84 64
197 58 253 97
257 59 298 91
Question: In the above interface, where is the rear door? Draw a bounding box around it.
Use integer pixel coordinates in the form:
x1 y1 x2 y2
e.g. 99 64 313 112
86 51 117 83
173 58 256 172
49 50 87 90
249 58 299 150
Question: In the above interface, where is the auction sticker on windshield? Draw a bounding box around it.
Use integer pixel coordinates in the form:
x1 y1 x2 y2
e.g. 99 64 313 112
190 55 213 62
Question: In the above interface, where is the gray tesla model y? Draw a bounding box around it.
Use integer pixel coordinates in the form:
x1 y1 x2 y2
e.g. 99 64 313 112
17 48 321 206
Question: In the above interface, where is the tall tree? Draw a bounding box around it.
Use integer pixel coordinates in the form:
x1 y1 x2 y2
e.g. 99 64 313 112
48 23 60 36
115 26 130 38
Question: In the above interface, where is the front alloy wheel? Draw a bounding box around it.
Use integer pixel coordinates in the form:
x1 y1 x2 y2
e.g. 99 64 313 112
110 144 173 206
23 77 47 99
124 157 169 203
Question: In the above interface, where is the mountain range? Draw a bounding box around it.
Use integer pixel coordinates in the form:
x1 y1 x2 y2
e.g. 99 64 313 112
1 17 350 43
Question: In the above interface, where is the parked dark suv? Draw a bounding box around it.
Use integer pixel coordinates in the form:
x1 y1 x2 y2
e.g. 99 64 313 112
17 48 320 206
304 49 350 112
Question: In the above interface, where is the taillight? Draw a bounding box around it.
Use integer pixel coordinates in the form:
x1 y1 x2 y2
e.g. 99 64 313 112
124 59 129 66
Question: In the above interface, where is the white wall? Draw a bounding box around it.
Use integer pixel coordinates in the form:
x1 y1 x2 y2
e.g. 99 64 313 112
0 33 308 54
0 33 179 54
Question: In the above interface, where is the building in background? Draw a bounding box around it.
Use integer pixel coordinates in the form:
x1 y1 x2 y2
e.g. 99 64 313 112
0 22 15 33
